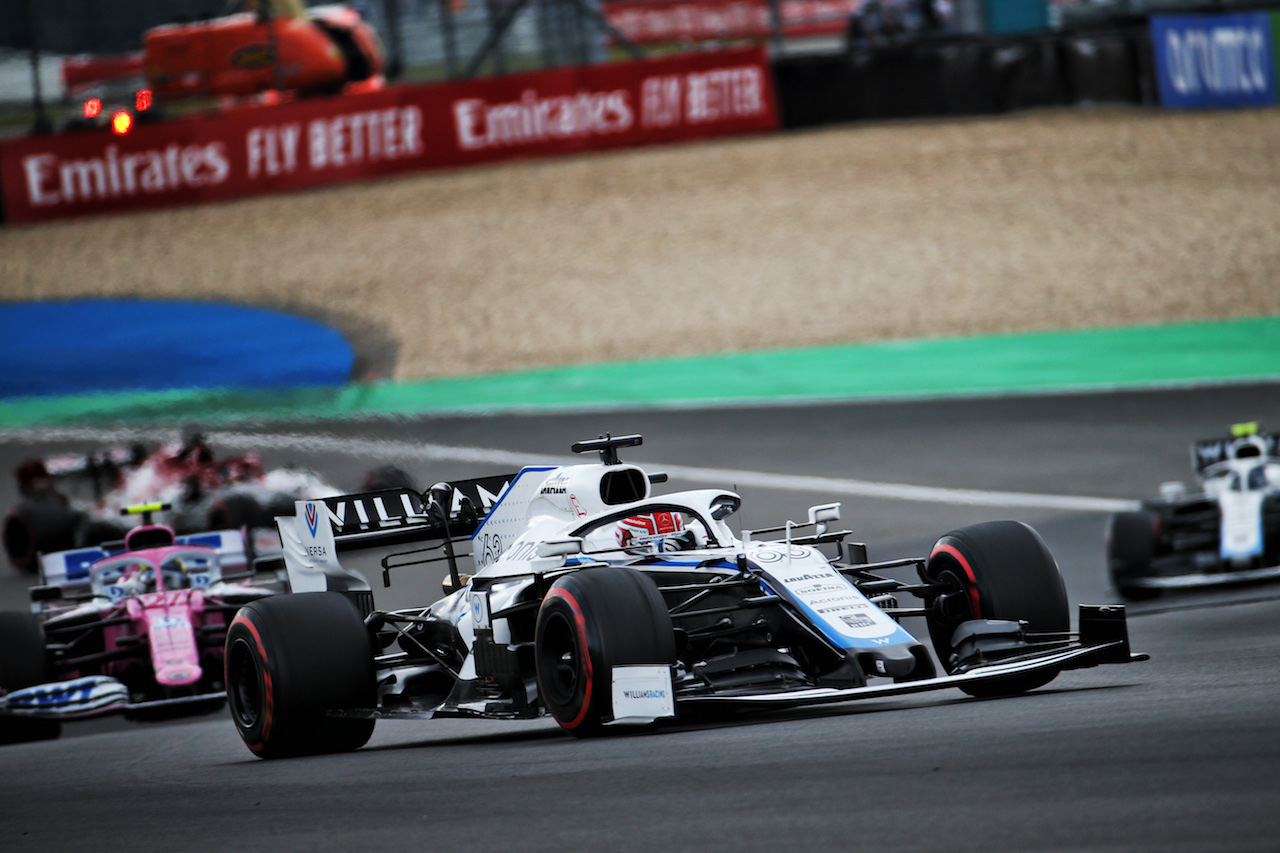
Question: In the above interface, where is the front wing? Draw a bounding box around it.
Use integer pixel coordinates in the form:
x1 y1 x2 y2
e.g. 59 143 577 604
329 605 1146 725
679 643 1146 710
680 604 1146 710
0 675 225 720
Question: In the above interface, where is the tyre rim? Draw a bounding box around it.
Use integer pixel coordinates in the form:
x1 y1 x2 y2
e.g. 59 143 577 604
227 638 262 729
538 612 581 706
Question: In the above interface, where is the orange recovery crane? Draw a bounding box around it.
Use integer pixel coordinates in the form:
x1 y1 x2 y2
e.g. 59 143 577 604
144 0 384 99
62 0 384 132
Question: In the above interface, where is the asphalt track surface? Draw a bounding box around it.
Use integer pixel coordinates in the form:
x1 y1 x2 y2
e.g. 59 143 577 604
2 383 1279 852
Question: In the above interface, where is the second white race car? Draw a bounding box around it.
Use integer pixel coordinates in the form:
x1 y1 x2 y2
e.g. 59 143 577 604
1107 422 1280 599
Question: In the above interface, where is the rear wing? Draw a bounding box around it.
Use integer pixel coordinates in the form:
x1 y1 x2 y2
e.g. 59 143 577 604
274 474 515 601
1190 429 1280 474
39 529 249 588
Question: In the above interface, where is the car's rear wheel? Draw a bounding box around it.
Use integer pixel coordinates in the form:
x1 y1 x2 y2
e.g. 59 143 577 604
535 567 677 737
225 593 376 759
923 521 1070 698
1106 511 1161 601
0 612 62 744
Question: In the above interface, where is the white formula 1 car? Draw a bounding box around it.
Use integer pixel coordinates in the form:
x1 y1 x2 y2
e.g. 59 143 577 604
225 435 1146 759
1106 422 1280 599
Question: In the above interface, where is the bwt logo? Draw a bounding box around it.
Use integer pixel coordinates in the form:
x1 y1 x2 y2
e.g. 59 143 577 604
1164 24 1269 95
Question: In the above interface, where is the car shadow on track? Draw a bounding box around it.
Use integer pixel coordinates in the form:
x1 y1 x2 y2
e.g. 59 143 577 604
326 680 1150 755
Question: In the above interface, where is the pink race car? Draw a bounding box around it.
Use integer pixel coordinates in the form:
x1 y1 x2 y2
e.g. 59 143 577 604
0 504 285 744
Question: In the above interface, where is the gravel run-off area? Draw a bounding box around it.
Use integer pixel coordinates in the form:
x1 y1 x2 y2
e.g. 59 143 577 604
2 106 1279 381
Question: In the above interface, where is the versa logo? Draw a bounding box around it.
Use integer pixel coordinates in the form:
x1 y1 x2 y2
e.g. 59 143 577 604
305 503 319 537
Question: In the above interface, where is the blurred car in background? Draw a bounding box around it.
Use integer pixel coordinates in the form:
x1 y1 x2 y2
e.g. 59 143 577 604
1106 422 1280 600
2 434 340 574
0 503 286 744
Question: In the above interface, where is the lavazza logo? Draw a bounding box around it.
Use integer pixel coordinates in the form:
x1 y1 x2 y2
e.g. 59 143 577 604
21 142 230 208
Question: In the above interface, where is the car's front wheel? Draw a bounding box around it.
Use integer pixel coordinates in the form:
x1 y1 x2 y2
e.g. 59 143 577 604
225 593 376 759
923 521 1070 698
1106 510 1161 601
535 567 676 736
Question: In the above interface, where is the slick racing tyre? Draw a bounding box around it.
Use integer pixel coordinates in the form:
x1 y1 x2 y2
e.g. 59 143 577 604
923 521 1069 698
1106 511 1161 601
225 593 376 759
361 465 418 491
75 518 128 549
0 612 62 744
207 493 265 530
535 567 677 737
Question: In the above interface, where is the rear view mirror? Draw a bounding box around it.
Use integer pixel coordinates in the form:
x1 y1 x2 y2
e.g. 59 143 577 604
808 503 841 535
537 538 584 558
711 495 741 521
30 585 62 603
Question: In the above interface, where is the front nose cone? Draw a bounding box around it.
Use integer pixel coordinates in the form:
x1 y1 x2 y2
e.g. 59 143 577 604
156 663 202 686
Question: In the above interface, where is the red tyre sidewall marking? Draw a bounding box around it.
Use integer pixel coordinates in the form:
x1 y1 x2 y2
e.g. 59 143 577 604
929 543 983 619
543 588 593 730
230 613 273 752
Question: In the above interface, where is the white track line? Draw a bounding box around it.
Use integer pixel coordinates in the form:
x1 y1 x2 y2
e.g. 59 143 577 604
4 426 1141 513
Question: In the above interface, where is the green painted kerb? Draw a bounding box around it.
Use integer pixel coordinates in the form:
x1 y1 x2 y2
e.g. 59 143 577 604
2 315 1278 428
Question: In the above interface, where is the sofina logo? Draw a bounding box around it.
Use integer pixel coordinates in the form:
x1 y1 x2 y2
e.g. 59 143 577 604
305 502 319 537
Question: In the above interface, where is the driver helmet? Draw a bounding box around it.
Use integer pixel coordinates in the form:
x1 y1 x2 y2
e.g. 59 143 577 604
616 512 690 553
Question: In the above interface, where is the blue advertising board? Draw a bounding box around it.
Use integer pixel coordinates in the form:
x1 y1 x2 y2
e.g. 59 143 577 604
1151 13 1277 108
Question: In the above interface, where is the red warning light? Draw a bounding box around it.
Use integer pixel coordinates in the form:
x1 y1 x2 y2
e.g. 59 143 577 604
136 90 152 111
111 110 133 135
84 98 102 119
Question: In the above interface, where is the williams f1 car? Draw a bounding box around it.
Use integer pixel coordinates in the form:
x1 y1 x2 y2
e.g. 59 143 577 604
0 504 285 744
3 435 350 574
225 435 1146 759
1106 422 1280 600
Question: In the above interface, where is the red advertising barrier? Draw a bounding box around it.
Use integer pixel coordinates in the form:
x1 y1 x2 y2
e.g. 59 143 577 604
0 47 777 224
604 0 864 43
